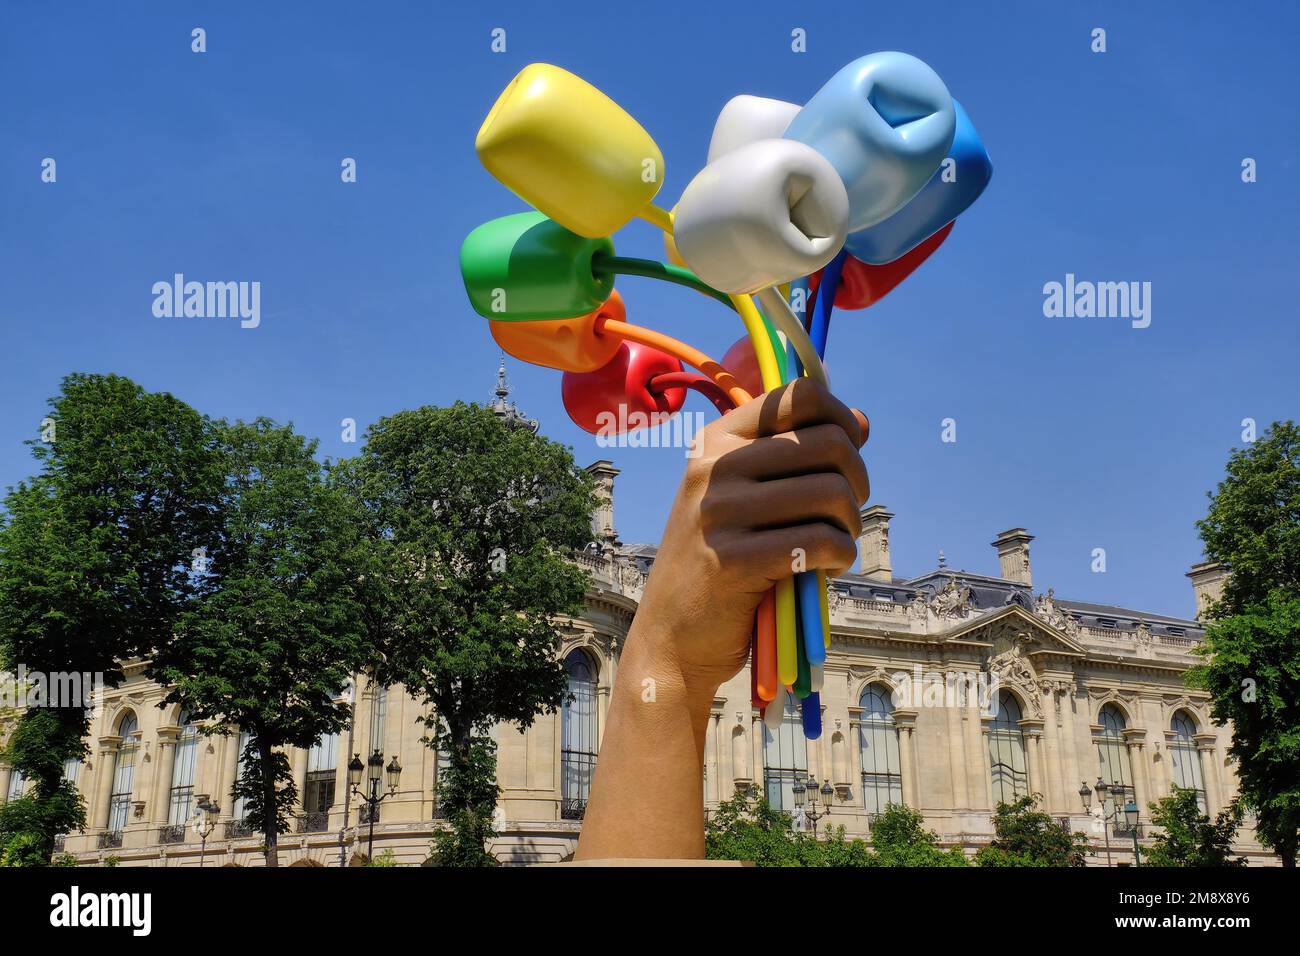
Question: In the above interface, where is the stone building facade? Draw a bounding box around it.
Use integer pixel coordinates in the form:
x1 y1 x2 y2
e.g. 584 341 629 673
0 461 1266 866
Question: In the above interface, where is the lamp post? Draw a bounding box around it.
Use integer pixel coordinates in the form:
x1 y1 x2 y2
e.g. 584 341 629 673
1080 778 1141 866
348 750 402 862
793 773 833 838
193 795 220 868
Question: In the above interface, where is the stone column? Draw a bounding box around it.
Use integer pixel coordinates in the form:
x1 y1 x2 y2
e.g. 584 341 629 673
220 734 242 814
945 697 969 810
150 726 180 826
1058 683 1083 801
90 736 123 831
846 706 864 796
704 711 719 805
1039 689 1065 812
1194 734 1222 815
893 710 918 807
978 717 996 810
1020 719 1046 799
963 686 990 812
1122 729 1148 820
291 746 309 808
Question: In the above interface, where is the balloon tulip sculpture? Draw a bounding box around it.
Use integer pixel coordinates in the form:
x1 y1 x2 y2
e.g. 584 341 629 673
460 56 992 742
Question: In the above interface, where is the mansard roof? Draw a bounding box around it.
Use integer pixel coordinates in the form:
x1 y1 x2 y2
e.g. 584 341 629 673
615 545 1203 639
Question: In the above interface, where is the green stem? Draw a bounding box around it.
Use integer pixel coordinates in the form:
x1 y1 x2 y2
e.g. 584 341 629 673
592 255 737 311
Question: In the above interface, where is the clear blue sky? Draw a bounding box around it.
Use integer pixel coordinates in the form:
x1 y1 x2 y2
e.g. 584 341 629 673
1 1 1296 619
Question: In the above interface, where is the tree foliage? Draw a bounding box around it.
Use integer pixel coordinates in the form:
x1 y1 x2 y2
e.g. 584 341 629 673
974 796 1089 867
704 794 968 867
149 419 370 867
0 373 224 864
868 803 970 867
1189 420 1300 866
341 403 597 865
1144 787 1245 867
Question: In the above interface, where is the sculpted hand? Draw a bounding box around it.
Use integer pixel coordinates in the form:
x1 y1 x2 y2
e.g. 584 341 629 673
576 378 870 860
637 377 871 697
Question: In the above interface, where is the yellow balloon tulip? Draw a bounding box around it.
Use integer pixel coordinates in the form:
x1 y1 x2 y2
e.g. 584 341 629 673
476 63 664 238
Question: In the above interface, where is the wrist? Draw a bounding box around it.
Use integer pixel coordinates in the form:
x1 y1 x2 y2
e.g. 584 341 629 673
620 617 720 718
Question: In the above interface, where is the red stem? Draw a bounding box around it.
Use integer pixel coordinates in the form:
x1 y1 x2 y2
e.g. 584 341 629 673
647 372 735 415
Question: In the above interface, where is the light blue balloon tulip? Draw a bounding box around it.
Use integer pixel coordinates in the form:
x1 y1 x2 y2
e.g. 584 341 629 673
785 51 956 231
845 100 992 264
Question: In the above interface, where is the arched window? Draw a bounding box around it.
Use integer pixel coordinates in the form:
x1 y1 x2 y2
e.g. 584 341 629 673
859 685 903 812
1096 704 1134 800
168 710 200 825
561 649 598 817
1169 711 1207 811
107 712 139 832
988 690 1028 806
763 695 808 812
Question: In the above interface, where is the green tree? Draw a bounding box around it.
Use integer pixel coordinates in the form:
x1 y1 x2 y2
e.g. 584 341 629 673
1189 420 1300 867
340 403 597 866
975 796 1090 867
706 792 805 866
1144 787 1245 867
869 803 969 867
704 791 876 866
0 373 224 863
149 419 369 868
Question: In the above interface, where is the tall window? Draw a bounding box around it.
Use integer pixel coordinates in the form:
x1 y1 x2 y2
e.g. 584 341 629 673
107 713 139 832
561 649 598 813
62 758 82 787
763 695 808 812
231 731 252 821
368 685 388 756
4 768 27 803
168 711 200 825
1096 704 1133 800
988 690 1028 806
1169 711 1207 811
859 685 903 812
304 732 338 816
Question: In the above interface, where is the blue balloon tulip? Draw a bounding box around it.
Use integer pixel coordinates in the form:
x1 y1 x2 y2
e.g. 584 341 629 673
785 52 956 232
845 100 992 264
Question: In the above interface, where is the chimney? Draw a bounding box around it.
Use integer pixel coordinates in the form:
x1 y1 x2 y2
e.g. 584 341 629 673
1186 561 1228 620
992 528 1034 585
858 505 894 581
585 460 620 545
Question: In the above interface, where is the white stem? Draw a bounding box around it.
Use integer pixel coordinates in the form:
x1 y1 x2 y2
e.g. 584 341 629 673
755 286 829 388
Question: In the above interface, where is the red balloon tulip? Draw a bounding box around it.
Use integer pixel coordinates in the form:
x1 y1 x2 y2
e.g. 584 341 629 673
809 220 953 310
561 340 687 436
720 335 765 399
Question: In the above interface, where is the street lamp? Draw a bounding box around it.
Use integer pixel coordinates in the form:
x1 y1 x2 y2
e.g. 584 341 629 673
793 773 831 838
1080 778 1141 866
193 795 220 868
349 750 402 862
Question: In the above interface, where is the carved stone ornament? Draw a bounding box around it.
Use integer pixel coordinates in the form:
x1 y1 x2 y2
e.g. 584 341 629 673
986 629 1043 717
1134 620 1153 647
618 561 646 594
1033 588 1080 638
928 579 973 620
826 580 846 612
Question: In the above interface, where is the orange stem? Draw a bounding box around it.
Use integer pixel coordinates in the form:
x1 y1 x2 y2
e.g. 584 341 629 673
600 317 752 407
